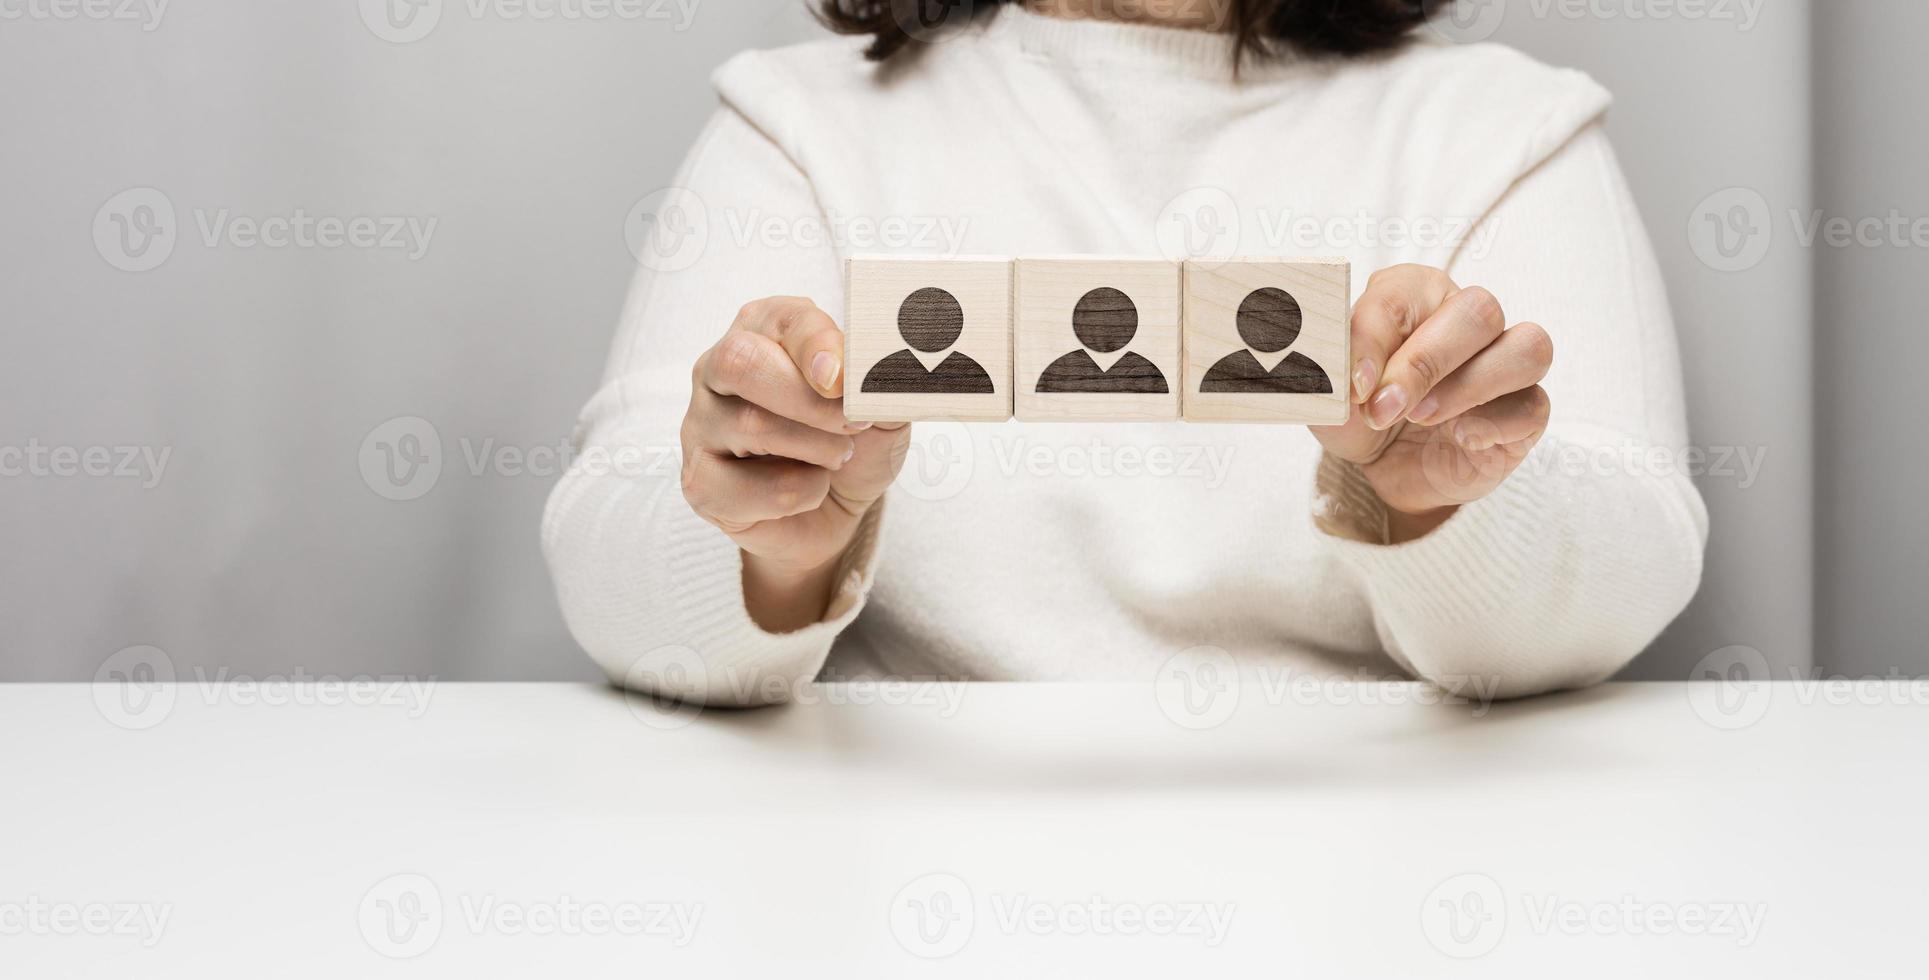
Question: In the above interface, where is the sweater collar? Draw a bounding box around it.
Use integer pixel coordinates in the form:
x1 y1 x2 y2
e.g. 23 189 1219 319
977 4 1296 80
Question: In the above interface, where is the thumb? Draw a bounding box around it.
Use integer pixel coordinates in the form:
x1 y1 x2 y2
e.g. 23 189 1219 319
756 297 847 399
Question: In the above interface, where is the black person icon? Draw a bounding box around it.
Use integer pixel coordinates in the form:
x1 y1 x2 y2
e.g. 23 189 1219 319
1199 287 1334 394
860 286 995 394
1034 287 1170 393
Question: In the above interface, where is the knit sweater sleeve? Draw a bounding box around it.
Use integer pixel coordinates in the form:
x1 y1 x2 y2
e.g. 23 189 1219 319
1313 122 1709 698
540 103 879 705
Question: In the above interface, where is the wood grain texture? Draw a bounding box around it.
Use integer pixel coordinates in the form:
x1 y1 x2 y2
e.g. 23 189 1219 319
1182 259 1351 424
1015 258 1182 421
844 256 1013 422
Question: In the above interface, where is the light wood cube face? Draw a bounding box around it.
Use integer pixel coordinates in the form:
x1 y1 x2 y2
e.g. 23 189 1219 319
1014 258 1182 422
1181 259 1351 424
843 257 1013 422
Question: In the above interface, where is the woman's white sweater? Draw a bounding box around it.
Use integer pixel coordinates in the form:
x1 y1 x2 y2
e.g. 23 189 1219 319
541 7 1708 701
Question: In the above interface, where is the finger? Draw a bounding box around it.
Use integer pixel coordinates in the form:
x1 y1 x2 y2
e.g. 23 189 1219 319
1368 285 1506 430
734 297 849 399
699 331 857 436
681 452 831 531
1406 322 1553 427
1349 264 1457 406
697 390 856 470
828 421 912 516
1442 385 1552 451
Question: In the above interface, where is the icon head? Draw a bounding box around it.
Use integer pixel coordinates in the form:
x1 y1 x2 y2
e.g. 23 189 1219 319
1236 287 1302 353
1072 286 1138 353
897 286 965 353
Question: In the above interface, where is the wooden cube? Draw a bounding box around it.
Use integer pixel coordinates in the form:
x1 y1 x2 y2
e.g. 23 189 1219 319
1181 258 1351 424
1014 258 1182 421
843 256 1013 422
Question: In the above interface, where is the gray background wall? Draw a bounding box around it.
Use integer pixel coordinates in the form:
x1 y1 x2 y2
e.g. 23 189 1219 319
1481 1 1816 679
1 0 1916 682
1812 1 1928 679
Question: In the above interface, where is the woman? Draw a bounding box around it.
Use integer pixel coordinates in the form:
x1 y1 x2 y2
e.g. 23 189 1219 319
542 0 1708 703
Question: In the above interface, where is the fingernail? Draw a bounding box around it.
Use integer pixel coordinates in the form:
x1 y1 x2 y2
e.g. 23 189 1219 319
844 420 872 433
839 443 856 466
810 351 839 392
1367 384 1407 430
1409 394 1440 425
1351 358 1378 403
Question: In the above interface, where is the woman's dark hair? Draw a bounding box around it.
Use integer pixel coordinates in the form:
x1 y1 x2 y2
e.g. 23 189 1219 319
818 0 1445 64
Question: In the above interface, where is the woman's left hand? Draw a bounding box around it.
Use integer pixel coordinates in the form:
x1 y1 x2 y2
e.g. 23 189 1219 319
1310 264 1554 543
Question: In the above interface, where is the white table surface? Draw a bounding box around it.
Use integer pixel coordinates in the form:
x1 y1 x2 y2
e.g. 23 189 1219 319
2 679 1924 977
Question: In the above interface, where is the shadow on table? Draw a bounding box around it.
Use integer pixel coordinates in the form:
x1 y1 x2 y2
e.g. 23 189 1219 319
589 680 1669 795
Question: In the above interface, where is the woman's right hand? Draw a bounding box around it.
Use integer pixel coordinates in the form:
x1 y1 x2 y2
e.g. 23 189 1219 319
680 296 910 632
